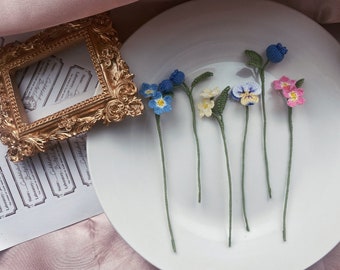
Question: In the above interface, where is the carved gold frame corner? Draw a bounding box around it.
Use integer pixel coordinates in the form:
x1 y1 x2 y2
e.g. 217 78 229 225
0 13 143 162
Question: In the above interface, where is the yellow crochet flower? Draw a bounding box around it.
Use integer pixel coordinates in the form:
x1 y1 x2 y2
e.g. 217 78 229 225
197 98 215 118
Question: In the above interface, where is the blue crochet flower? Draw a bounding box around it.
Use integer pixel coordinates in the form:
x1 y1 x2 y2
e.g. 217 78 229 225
148 91 173 115
139 78 176 252
266 43 288 63
170 69 185 85
139 83 158 98
159 79 173 93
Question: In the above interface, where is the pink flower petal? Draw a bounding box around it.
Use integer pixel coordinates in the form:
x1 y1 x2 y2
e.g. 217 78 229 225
273 76 296 91
295 88 304 95
287 100 298 107
297 96 305 105
273 80 283 90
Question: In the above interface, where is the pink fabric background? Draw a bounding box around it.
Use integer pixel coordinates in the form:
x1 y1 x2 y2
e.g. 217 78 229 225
0 0 138 36
0 0 339 36
0 0 339 269
0 213 339 270
275 0 340 24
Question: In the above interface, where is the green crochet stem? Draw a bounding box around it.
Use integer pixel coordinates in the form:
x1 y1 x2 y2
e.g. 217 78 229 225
213 113 232 247
259 60 272 199
155 114 176 252
283 107 293 241
241 106 250 231
182 82 202 203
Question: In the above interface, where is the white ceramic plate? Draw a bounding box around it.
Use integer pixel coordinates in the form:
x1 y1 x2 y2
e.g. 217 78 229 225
87 1 340 269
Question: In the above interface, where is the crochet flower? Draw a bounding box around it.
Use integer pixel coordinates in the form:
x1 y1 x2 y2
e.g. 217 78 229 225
197 98 215 118
272 76 305 241
200 87 220 99
139 79 176 252
273 76 296 91
273 76 305 107
283 86 305 107
266 43 288 63
139 83 158 98
230 81 261 232
148 92 173 115
198 86 233 247
230 82 261 106
159 79 174 93
169 69 185 85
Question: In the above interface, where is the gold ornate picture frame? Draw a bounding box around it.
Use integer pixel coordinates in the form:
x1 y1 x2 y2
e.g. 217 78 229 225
0 13 143 162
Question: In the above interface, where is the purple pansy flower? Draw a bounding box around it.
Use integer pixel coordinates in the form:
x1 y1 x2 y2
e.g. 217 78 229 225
230 81 261 106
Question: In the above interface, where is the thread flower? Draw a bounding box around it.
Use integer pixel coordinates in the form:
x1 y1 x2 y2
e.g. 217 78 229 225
230 81 261 232
273 76 296 91
148 92 173 115
198 86 233 247
200 87 220 99
283 86 305 107
139 83 158 98
230 82 261 106
197 98 215 118
139 80 176 252
272 76 305 241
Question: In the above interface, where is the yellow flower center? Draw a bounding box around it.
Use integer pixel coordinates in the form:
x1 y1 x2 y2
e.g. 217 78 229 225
240 91 259 106
289 91 298 101
156 98 165 107
203 103 209 109
145 89 154 95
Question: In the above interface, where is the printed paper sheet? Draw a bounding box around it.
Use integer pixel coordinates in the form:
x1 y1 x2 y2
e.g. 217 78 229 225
0 33 103 251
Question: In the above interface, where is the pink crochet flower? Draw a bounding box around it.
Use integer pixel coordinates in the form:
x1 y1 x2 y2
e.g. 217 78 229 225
283 85 305 107
273 76 296 91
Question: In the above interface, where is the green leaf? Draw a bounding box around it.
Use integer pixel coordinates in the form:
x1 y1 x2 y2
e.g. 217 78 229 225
191 71 213 89
245 50 263 69
212 86 230 115
295 78 304 88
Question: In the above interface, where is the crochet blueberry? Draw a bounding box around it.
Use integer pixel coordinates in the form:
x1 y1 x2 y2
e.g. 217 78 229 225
169 69 185 85
266 43 288 63
244 43 288 200
159 79 173 93
169 69 213 204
